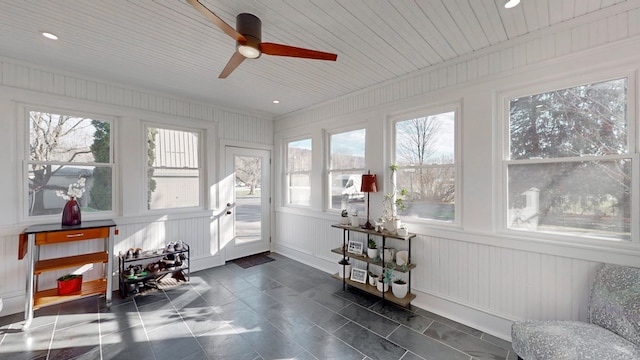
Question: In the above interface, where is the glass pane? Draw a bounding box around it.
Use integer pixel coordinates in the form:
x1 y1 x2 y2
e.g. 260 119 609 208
29 111 110 163
396 112 455 166
507 160 631 240
509 78 627 160
397 166 455 222
147 127 200 210
289 173 311 206
28 164 112 216
330 171 365 213
288 139 312 172
148 169 199 209
149 128 199 168
235 155 262 244
330 129 366 169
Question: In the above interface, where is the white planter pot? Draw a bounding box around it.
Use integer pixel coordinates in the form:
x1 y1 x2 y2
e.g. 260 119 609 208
367 247 378 259
384 219 395 232
341 217 349 225
368 274 378 286
392 282 408 298
350 216 359 227
339 263 351 278
397 227 408 237
376 281 389 292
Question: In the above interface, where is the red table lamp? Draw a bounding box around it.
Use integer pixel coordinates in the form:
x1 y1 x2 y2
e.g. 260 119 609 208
360 172 378 229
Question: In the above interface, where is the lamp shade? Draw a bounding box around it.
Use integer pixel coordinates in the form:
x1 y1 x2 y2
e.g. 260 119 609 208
361 174 378 193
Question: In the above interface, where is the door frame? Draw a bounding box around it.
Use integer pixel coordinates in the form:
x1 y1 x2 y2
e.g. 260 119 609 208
221 144 272 261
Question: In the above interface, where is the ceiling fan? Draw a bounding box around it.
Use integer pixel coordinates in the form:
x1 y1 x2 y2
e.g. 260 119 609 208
187 0 338 78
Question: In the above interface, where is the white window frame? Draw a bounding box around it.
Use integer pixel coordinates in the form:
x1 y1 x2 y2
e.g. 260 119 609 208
21 105 117 221
389 104 461 226
144 123 204 212
285 137 313 207
326 126 367 213
497 73 638 244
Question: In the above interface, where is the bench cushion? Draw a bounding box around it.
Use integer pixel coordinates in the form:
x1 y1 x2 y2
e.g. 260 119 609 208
511 320 640 360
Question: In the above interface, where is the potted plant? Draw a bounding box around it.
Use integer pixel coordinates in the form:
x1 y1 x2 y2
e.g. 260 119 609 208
338 259 351 279
376 267 392 292
392 278 408 298
367 238 378 259
341 209 350 225
382 164 410 232
368 271 378 286
57 274 83 295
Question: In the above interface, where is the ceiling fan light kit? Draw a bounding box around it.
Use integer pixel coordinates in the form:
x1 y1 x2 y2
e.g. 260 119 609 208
187 0 337 78
236 13 261 59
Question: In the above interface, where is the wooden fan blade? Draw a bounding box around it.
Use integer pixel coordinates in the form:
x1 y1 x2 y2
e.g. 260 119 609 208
261 43 337 61
219 51 246 78
186 0 246 43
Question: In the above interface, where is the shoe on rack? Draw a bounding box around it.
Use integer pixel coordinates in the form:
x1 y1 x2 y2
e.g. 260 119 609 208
174 241 183 251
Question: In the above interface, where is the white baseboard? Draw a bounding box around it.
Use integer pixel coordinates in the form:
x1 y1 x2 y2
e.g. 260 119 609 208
411 290 515 342
0 295 24 317
274 243 516 342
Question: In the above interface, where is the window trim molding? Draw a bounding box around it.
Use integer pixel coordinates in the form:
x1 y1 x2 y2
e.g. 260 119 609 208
387 102 462 227
143 121 205 213
284 135 313 208
19 104 118 222
326 126 367 212
496 71 638 245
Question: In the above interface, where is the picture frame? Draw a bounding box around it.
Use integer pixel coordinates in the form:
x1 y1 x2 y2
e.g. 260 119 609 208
350 268 367 283
347 240 363 255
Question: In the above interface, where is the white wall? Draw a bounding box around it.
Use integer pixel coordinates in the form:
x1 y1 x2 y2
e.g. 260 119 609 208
0 57 273 316
273 5 640 340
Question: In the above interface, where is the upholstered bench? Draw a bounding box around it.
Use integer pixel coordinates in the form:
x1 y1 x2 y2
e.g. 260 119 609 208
511 263 640 360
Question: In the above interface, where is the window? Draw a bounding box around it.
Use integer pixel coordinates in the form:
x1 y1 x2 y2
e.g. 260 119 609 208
286 138 312 206
329 129 366 213
506 78 630 241
27 110 113 217
147 126 201 210
394 110 456 222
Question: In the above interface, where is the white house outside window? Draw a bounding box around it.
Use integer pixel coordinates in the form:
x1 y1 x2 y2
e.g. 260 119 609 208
147 126 201 210
328 129 366 214
286 138 312 206
505 78 631 241
27 110 113 217
394 111 456 222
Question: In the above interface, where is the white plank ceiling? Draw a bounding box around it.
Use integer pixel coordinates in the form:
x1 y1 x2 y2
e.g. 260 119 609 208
0 0 633 116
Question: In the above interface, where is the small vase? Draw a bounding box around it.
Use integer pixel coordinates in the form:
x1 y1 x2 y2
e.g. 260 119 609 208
61 197 82 226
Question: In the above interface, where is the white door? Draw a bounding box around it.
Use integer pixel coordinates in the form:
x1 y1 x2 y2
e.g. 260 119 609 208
224 146 271 260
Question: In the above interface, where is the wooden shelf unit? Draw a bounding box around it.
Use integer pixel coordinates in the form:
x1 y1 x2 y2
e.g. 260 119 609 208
21 220 116 329
331 224 417 306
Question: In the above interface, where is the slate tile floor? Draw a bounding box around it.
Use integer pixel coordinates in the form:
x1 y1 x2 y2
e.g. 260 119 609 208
0 253 518 360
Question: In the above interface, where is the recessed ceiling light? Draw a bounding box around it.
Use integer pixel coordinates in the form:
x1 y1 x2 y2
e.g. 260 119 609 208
504 0 520 9
272 100 280 104
42 32 58 40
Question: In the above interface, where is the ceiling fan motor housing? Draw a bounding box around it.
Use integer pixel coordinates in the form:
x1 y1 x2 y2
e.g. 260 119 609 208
236 13 262 58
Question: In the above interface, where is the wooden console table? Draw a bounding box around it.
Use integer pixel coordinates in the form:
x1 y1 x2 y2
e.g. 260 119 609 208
21 219 116 329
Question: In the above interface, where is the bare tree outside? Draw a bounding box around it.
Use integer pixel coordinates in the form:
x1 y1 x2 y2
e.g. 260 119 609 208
28 111 112 216
395 112 455 221
235 155 261 196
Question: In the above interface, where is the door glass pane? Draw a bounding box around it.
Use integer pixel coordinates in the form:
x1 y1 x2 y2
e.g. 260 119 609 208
235 155 262 244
